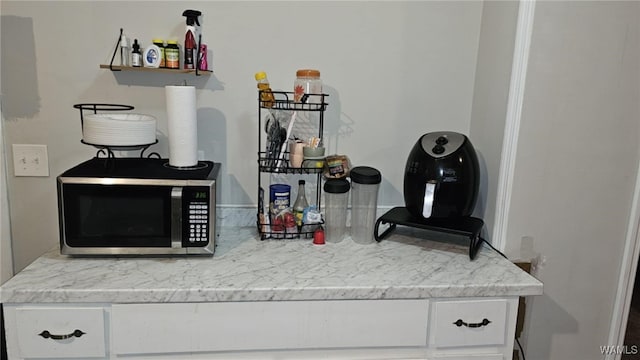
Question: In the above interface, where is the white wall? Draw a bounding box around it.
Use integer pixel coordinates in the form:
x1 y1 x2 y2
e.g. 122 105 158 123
0 104 14 284
507 2 640 359
0 1 491 272
5 2 640 359
469 1 519 240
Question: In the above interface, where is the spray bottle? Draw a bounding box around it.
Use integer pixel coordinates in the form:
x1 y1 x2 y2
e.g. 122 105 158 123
182 9 202 70
120 33 130 67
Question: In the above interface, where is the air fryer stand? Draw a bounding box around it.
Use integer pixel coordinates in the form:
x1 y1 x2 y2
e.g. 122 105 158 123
374 207 484 260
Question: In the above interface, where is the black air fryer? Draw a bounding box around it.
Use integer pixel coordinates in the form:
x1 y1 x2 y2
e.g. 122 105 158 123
374 131 484 260
403 131 479 219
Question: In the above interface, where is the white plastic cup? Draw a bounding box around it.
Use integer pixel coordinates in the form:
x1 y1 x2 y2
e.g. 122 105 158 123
324 179 350 243
350 166 381 244
289 141 305 168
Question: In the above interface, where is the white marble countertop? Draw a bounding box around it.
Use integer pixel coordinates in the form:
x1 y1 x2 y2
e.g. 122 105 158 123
0 227 542 304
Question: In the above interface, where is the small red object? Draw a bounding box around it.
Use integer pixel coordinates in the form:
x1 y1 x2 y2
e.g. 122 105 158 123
283 212 296 228
271 216 284 232
313 227 325 245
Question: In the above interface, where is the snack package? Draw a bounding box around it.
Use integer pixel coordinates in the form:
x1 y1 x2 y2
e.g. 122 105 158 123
324 155 351 179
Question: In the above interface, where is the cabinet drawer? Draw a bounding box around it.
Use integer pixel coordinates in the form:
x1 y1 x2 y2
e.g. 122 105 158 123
431 355 503 360
13 306 106 358
112 300 429 355
430 299 509 348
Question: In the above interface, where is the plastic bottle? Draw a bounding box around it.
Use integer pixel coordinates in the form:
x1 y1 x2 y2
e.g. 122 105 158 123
198 44 208 71
324 178 350 243
143 45 161 68
165 41 180 69
182 9 202 70
120 34 130 67
255 71 275 108
294 69 322 104
131 39 142 67
293 180 309 227
350 166 382 244
153 39 165 68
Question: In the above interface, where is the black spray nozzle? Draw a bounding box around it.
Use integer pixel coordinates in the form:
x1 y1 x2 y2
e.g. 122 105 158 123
182 9 202 26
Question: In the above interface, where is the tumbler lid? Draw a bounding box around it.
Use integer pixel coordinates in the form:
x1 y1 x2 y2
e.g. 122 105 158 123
350 166 381 184
324 178 350 193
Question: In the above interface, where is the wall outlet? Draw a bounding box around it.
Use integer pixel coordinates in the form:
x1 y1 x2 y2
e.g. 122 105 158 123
12 144 49 177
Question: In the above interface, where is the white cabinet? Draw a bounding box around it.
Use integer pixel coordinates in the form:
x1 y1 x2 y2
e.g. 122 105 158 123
3 298 520 360
4 305 107 359
111 300 429 355
429 298 519 360
431 299 509 348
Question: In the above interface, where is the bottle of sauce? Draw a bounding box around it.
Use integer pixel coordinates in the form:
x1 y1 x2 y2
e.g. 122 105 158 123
293 180 309 227
255 71 275 108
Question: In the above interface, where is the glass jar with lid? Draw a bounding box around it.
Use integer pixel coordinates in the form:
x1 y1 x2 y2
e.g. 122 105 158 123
152 39 166 68
165 40 180 69
294 69 322 104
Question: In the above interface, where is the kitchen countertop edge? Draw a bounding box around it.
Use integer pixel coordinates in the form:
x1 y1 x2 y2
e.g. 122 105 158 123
0 226 543 304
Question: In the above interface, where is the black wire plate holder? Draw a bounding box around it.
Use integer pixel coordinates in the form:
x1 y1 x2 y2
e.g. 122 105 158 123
73 103 159 158
374 206 484 260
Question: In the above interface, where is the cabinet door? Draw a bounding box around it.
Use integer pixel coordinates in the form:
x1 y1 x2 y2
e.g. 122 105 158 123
429 298 513 348
430 355 504 360
6 306 107 359
112 300 429 355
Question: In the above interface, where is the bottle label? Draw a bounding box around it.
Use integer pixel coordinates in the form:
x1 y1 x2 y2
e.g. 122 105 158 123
165 49 179 69
269 185 290 219
158 48 165 68
184 49 194 69
144 48 160 67
132 54 141 67
294 78 322 103
294 210 304 227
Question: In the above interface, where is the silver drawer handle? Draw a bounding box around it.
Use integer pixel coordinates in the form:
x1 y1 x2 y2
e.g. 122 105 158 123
38 329 85 340
453 318 491 328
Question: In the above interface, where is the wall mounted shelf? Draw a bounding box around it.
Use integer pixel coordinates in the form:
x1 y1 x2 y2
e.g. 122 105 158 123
99 64 212 76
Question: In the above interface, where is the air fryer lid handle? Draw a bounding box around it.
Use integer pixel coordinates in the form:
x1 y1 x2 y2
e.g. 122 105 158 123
420 131 466 158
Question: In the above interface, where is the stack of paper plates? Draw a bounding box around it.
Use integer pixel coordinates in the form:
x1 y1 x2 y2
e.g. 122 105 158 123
83 113 157 146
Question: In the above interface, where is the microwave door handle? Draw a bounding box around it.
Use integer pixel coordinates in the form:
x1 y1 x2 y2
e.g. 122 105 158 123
171 187 183 248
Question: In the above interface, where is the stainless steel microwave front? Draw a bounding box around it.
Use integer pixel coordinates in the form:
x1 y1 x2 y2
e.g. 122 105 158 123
57 177 217 256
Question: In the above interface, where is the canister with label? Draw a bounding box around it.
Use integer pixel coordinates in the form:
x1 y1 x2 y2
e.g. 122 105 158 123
294 69 322 104
269 184 291 219
270 184 291 239
165 40 180 69
153 39 166 68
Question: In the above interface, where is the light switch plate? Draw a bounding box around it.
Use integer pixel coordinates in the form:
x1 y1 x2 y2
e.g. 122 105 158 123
12 144 49 177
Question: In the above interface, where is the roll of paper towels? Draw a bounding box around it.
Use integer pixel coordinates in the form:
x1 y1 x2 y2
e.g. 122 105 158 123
166 85 198 167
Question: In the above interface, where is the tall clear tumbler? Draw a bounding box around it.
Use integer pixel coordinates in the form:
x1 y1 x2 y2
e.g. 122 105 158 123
350 166 382 244
323 178 350 243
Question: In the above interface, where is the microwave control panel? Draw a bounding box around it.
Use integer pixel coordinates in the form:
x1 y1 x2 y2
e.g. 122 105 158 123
183 187 211 247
